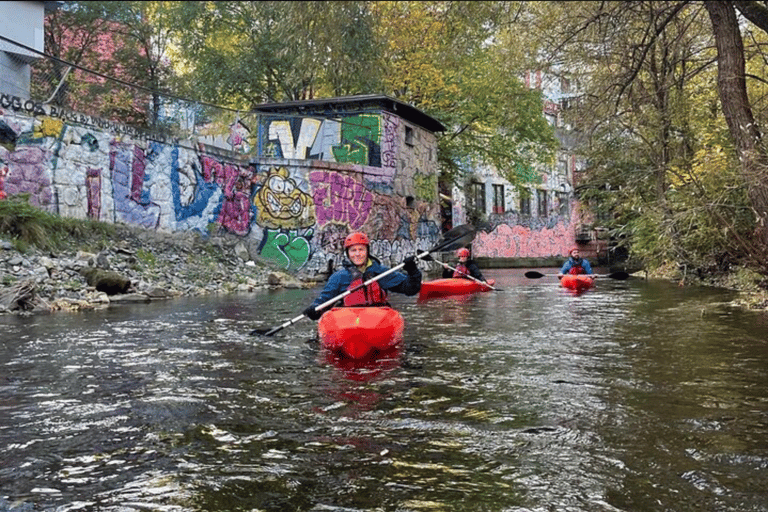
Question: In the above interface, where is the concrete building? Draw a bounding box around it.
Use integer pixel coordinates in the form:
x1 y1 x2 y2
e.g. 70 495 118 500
0 1 61 98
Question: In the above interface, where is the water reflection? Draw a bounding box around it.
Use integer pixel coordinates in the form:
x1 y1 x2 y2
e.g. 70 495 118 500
1 269 767 511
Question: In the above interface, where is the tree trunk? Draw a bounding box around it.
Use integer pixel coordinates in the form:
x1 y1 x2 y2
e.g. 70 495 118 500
705 1 768 258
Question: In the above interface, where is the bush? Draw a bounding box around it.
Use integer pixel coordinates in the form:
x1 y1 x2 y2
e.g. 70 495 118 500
0 194 115 251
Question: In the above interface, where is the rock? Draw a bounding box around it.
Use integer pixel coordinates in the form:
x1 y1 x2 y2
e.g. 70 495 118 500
79 267 132 295
109 293 152 303
96 251 111 269
234 241 250 261
1 224 289 316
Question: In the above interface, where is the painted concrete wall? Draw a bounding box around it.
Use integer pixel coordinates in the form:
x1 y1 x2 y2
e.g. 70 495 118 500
452 160 579 261
0 93 442 273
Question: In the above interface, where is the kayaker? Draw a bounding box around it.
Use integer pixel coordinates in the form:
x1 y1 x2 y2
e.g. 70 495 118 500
558 247 594 276
441 247 487 282
302 231 421 320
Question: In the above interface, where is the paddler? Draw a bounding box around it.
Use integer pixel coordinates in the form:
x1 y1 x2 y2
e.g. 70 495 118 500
557 247 594 277
302 232 421 320
441 247 487 282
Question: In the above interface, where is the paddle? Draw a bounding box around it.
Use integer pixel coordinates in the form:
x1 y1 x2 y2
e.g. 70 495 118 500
524 270 630 280
437 261 501 291
250 224 477 336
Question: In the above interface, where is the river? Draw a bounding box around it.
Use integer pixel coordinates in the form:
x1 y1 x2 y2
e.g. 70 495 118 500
1 268 766 511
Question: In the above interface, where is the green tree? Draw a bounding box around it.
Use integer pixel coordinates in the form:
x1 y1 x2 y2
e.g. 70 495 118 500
374 1 558 188
40 1 175 129
535 1 766 274
165 1 384 107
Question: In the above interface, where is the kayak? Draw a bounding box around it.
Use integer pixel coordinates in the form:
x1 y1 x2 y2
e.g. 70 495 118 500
560 274 594 292
418 278 496 300
317 307 404 359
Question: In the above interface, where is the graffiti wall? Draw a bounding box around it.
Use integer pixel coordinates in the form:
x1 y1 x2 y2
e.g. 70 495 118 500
0 94 441 273
454 162 578 260
472 210 578 258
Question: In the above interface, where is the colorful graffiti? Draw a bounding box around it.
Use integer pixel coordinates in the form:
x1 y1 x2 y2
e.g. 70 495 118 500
110 142 161 229
333 114 381 166
473 213 578 258
253 166 315 229
310 170 373 229
264 114 385 168
0 94 446 274
259 228 313 271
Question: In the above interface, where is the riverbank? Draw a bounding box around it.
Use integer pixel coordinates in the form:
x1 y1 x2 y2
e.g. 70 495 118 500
0 224 319 315
642 261 768 311
3 222 767 316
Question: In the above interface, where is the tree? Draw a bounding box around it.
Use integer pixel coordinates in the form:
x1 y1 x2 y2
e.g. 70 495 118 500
705 1 768 258
39 1 175 129
535 1 768 273
373 1 558 188
165 1 384 107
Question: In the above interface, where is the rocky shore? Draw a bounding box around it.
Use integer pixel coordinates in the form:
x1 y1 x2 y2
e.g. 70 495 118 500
4 224 767 316
0 225 318 316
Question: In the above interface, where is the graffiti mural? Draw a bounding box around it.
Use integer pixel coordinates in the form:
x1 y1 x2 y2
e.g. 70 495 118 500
259 228 313 272
263 114 387 169
473 213 578 258
310 170 373 230
253 166 315 229
333 114 381 166
0 93 447 274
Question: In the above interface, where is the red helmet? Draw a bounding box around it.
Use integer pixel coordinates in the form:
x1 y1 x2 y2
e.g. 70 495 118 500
570 246 580 256
344 232 370 249
457 248 470 258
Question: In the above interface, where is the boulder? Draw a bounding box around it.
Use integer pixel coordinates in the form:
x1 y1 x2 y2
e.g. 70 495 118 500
80 267 132 295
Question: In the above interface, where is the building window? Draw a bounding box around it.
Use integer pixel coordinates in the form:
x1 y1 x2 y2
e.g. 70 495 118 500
470 182 486 215
520 195 531 215
405 126 414 146
537 189 548 216
492 184 505 214
557 191 569 216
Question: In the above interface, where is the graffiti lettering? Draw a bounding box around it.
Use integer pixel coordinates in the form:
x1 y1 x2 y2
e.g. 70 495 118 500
310 170 373 229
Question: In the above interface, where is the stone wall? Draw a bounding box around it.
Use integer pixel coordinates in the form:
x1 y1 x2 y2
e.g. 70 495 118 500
0 94 442 274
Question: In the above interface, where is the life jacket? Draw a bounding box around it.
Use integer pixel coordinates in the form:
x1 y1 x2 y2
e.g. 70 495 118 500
452 262 471 279
343 273 389 306
568 258 586 275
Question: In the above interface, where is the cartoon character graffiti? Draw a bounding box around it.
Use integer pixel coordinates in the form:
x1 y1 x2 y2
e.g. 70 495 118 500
253 166 316 271
253 166 315 229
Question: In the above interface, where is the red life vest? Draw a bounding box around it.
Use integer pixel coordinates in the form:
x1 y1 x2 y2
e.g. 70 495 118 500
452 262 471 279
568 262 586 275
343 276 389 306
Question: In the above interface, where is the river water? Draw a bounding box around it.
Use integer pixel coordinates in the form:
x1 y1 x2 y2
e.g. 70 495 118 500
1 268 766 512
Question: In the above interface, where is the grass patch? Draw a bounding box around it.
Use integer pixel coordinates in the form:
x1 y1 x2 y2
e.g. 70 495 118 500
0 194 116 252
135 248 157 268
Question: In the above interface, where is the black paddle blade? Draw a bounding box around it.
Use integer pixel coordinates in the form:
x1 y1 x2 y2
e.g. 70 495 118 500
607 271 630 280
249 328 271 336
433 224 476 253
524 271 546 279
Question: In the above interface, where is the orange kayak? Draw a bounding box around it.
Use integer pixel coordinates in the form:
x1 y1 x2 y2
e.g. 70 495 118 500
317 307 404 359
418 278 495 300
560 274 594 292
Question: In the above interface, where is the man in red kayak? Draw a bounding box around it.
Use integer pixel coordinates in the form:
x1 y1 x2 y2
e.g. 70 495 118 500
558 247 594 277
441 247 487 282
302 232 421 320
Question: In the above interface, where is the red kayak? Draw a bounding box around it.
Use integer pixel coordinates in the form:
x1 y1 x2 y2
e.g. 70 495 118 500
560 274 594 292
318 307 404 359
418 278 495 301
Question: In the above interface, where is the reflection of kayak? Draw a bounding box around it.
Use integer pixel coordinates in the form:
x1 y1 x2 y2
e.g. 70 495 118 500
418 278 496 300
318 307 404 359
323 345 402 383
560 274 594 292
